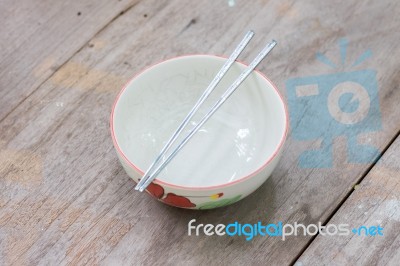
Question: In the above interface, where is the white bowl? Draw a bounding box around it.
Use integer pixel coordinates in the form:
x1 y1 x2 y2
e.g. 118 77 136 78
111 55 288 209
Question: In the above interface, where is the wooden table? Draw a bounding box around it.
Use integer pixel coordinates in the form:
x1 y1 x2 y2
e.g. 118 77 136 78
1 0 399 265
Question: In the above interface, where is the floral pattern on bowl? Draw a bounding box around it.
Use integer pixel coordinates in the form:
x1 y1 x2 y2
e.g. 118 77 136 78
144 181 240 209
199 195 242 210
146 182 196 208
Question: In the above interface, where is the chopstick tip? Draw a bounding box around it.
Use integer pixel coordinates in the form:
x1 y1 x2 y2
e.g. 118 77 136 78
246 30 255 38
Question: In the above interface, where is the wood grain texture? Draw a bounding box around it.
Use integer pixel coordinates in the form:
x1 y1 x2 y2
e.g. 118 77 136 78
0 0 399 265
297 136 400 265
0 0 140 121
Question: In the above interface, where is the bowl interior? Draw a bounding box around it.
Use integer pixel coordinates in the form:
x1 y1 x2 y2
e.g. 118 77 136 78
112 55 286 188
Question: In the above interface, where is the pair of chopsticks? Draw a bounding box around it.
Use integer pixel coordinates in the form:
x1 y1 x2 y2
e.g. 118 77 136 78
135 31 276 192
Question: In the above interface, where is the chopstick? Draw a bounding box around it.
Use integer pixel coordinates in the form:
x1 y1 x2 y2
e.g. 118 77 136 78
136 36 277 192
135 31 254 191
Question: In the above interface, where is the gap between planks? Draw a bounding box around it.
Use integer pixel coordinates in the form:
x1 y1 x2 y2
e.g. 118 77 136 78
289 128 400 266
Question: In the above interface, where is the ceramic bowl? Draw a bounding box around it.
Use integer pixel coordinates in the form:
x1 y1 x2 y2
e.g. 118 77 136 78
110 55 288 209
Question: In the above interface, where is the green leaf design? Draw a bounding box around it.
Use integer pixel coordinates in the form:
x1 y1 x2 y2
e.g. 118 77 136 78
199 195 242 210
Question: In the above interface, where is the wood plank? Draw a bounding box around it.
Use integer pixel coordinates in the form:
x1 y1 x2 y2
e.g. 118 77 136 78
0 0 141 121
0 0 399 265
296 135 400 265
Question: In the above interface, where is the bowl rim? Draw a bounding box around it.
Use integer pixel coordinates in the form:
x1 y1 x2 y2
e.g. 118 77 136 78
110 54 289 191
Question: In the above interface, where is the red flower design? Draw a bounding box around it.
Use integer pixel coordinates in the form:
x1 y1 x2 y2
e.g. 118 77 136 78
138 179 196 208
145 182 164 199
162 193 196 208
